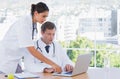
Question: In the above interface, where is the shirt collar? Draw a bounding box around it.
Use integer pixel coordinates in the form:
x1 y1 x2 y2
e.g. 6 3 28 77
39 38 52 48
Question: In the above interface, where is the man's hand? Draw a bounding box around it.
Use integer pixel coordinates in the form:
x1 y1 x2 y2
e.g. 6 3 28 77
64 64 73 72
44 68 54 73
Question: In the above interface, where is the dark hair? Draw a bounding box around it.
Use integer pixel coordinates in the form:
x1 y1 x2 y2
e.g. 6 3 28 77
31 2 49 16
41 21 56 32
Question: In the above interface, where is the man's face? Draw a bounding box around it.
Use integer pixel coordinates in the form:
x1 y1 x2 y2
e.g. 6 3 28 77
41 28 56 44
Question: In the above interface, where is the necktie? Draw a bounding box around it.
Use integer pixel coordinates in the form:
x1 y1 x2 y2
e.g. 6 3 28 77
15 64 23 73
45 45 50 53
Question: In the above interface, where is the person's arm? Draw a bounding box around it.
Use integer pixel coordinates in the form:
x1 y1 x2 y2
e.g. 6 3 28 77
61 49 74 72
24 52 47 72
62 49 74 66
27 46 62 73
56 43 74 72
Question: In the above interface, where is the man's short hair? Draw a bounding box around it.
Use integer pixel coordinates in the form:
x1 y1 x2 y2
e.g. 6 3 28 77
41 21 56 32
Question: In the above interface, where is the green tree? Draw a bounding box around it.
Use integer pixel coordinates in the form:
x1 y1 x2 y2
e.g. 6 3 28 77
60 35 120 68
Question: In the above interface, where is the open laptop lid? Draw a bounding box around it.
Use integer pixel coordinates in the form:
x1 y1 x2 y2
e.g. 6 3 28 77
71 53 92 76
53 53 92 77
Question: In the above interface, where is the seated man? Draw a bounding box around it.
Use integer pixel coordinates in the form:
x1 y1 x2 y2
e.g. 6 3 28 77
24 21 74 73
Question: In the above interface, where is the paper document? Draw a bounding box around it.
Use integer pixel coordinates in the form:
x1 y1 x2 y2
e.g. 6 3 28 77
14 72 40 78
0 71 3 74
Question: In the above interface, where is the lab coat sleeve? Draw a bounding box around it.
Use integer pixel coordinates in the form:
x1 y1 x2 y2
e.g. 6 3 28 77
56 43 74 70
24 53 47 72
16 20 34 48
61 49 74 67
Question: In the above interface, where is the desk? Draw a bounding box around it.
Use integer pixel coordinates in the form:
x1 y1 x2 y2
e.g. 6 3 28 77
0 68 120 79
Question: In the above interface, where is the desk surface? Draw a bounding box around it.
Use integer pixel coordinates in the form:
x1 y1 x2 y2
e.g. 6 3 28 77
0 67 120 79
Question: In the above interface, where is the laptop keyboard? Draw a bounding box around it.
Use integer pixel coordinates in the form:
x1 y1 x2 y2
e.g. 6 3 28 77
62 71 72 74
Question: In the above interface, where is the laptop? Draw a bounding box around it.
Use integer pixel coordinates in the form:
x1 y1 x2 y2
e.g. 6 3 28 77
53 53 92 77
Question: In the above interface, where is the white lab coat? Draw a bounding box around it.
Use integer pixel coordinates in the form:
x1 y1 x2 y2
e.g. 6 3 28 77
24 38 74 72
0 14 34 74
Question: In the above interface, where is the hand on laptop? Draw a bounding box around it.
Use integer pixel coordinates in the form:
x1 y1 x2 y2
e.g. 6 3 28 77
52 64 62 73
44 64 62 73
64 64 73 72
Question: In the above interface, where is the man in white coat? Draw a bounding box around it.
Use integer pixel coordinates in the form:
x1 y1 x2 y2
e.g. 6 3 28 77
24 21 74 73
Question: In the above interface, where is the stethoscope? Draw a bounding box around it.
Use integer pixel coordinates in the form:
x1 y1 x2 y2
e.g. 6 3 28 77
34 40 56 63
32 23 38 40
36 40 55 57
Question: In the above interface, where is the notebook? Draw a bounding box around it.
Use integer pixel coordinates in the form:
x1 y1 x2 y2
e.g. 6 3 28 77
53 53 92 77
